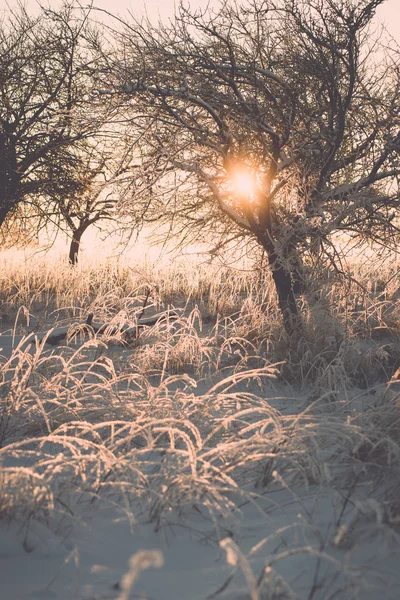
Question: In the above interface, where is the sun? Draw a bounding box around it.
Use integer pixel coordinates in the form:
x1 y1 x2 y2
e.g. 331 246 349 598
231 168 257 200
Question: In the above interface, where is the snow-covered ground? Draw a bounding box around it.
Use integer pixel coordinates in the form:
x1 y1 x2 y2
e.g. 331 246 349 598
1 277 400 600
2 475 400 599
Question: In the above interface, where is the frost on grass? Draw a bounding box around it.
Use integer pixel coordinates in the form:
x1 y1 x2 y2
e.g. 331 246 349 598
0 252 400 598
117 550 164 600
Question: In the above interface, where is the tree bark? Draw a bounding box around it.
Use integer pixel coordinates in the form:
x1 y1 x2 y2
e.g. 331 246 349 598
0 130 19 228
259 234 302 336
69 227 84 265
270 259 301 335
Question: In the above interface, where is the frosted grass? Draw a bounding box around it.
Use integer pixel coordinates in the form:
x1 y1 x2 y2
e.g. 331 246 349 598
0 249 399 598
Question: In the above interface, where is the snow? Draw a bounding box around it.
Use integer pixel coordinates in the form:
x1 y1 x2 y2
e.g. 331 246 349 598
2 483 400 599
1 321 400 599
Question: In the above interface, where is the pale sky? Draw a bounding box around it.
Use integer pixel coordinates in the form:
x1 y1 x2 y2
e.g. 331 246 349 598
0 0 399 43
90 0 400 44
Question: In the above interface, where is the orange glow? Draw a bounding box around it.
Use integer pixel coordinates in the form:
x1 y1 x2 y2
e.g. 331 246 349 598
231 168 257 200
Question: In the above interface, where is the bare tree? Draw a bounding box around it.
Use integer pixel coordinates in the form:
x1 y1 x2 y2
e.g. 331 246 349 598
103 0 399 334
0 1 108 233
53 137 138 265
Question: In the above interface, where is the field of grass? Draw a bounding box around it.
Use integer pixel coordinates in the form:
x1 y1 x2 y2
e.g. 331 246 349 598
0 247 400 599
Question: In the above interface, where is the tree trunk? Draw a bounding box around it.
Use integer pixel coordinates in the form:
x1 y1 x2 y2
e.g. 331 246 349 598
0 206 10 229
69 228 84 265
0 130 19 229
260 235 302 336
270 259 301 335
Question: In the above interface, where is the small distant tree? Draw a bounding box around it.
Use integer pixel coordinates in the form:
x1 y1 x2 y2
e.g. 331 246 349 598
0 2 108 233
54 139 137 265
106 0 400 334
